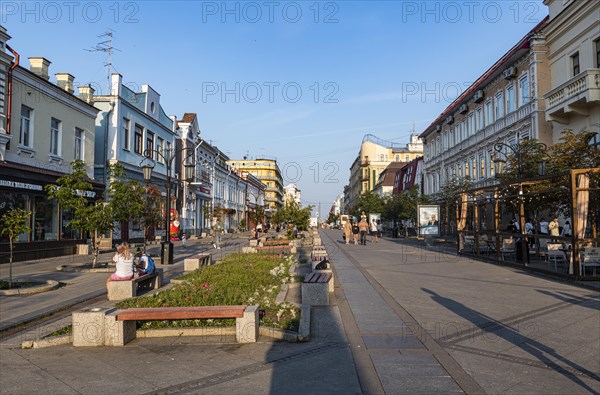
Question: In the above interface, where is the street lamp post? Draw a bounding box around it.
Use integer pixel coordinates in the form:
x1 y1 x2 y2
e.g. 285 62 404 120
141 147 195 265
493 141 547 264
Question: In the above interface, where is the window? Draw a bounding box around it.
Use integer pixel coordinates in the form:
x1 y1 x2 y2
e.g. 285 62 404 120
571 52 580 76
123 118 130 150
506 85 515 113
395 155 399 161
145 131 154 159
471 158 477 181
519 75 530 104
436 137 441 155
485 100 493 126
156 137 164 163
479 154 485 179
476 107 483 132
468 113 475 137
50 118 61 156
443 132 448 151
405 155 409 161
494 91 504 120
134 124 143 154
20 106 32 147
461 119 467 141
595 39 600 68
464 161 469 178
74 128 83 160
488 149 495 177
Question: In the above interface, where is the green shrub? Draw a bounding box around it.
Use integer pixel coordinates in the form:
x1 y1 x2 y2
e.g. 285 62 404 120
117 253 300 331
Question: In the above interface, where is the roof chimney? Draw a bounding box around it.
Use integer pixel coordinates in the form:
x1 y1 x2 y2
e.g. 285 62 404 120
55 73 75 94
78 84 95 104
28 57 51 80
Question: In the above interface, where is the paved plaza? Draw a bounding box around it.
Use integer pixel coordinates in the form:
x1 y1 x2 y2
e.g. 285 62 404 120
0 231 599 394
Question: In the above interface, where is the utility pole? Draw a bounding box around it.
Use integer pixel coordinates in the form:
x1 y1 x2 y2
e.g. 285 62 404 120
85 30 120 94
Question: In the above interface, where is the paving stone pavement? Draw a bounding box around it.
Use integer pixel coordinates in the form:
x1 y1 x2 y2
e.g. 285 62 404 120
1 230 599 394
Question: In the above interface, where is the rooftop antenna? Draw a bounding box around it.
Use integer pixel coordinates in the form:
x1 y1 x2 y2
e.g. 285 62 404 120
85 29 121 94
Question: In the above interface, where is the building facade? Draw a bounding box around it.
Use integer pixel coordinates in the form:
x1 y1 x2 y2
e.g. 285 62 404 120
348 134 423 208
0 29 101 261
419 18 551 196
93 73 178 242
283 183 301 206
373 162 408 197
543 0 600 140
228 157 283 216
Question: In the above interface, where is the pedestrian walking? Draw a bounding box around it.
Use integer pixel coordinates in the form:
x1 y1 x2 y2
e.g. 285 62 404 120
358 218 369 245
352 220 360 245
343 220 352 245
212 219 223 249
370 219 379 243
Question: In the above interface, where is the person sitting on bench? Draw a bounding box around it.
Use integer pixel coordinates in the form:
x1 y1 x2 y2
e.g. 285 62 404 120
106 242 134 289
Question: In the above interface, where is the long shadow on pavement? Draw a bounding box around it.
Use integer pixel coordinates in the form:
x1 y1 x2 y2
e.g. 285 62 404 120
422 287 600 393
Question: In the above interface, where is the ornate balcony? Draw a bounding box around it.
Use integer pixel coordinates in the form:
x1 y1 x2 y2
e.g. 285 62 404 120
545 69 600 123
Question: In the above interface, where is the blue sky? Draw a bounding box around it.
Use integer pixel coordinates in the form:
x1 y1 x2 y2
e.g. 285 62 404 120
1 0 548 217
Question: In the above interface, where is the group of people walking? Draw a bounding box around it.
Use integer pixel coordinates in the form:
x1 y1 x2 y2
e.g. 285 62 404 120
343 212 380 246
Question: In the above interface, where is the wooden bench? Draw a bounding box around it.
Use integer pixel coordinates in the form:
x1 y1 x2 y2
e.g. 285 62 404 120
107 269 164 301
302 272 332 306
73 305 260 346
184 253 211 271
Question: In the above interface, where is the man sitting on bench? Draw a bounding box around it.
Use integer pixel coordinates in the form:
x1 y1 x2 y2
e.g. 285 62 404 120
106 242 134 289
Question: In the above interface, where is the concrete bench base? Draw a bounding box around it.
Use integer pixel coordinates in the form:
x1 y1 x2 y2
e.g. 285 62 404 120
302 273 332 306
314 269 334 293
184 254 211 271
72 305 259 346
107 268 163 301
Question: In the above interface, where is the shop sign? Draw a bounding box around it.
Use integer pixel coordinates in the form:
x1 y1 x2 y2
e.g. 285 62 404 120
0 179 43 191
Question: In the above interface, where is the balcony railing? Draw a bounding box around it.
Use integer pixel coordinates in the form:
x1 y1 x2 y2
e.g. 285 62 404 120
545 69 600 119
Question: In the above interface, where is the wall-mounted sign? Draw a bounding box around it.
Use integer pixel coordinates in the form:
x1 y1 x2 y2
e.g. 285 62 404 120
0 179 43 191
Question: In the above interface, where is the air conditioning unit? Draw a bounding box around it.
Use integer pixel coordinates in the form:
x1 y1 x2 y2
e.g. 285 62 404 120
473 89 484 103
459 104 468 114
435 125 442 133
502 67 516 80
445 115 454 125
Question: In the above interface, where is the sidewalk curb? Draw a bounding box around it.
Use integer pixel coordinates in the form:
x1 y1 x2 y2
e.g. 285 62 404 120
0 280 60 296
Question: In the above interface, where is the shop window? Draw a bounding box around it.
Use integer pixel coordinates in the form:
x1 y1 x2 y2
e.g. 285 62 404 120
34 196 57 241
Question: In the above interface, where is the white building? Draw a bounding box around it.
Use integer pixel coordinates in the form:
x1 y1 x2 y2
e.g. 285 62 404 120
543 0 600 141
284 183 301 206
93 73 178 242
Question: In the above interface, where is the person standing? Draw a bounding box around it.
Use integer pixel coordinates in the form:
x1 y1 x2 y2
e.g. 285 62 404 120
525 218 535 247
343 220 352 245
539 218 549 235
358 218 369 245
561 220 571 237
370 219 379 243
549 216 559 237
212 219 223 249
352 220 360 245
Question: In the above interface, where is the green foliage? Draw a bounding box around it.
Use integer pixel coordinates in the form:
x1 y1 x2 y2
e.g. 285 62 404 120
352 191 384 217
117 253 300 330
547 129 600 172
1 208 31 287
107 163 145 224
382 186 429 224
326 212 338 224
272 201 313 230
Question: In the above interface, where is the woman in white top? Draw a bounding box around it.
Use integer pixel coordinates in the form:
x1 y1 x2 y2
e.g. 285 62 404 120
106 242 134 288
370 219 379 243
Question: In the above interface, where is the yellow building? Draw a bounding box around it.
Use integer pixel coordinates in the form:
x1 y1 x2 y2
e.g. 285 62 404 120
348 134 423 208
228 156 283 214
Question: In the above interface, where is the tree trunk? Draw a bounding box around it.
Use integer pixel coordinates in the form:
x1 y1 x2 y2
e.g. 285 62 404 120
8 238 13 289
92 230 98 268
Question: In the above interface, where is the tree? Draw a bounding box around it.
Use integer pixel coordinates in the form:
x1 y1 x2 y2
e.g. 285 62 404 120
107 163 145 241
141 186 162 249
326 211 338 224
45 160 114 267
0 208 30 288
272 201 313 230
352 191 384 217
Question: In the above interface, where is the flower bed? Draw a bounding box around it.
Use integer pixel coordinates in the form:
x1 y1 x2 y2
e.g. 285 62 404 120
116 252 300 331
262 240 292 247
